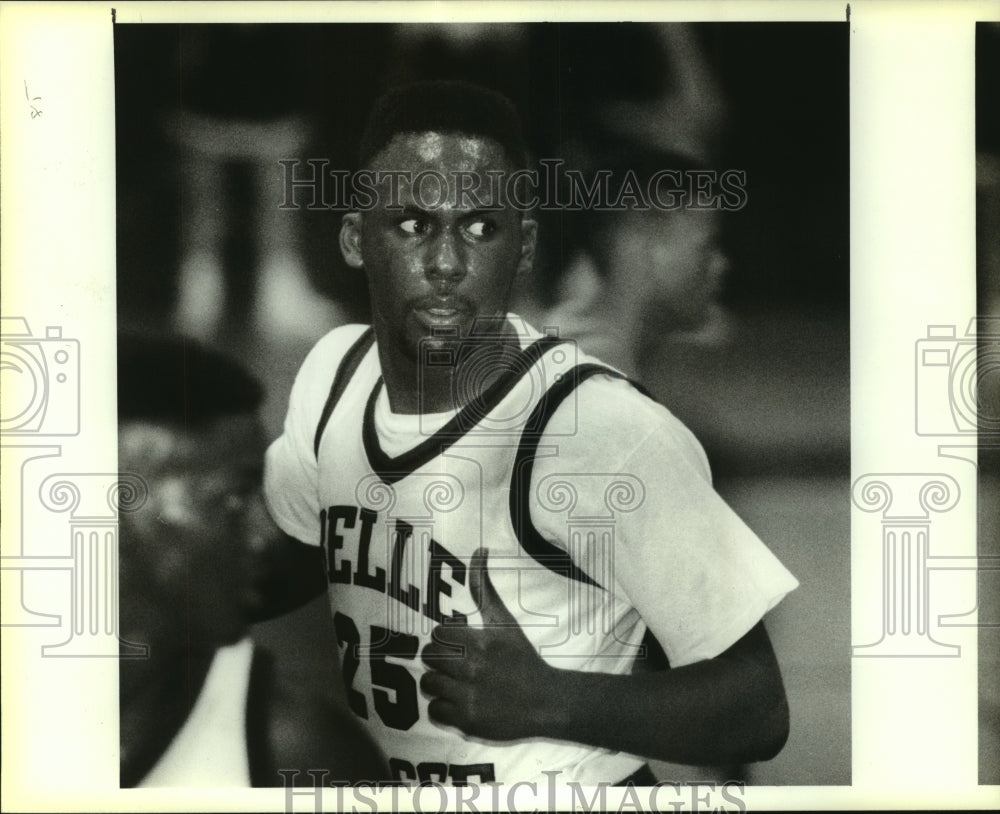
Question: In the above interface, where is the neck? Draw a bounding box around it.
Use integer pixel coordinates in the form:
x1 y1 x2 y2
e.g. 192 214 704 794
379 322 521 415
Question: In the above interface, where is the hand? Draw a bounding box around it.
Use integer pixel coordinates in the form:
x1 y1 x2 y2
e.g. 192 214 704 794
420 548 555 741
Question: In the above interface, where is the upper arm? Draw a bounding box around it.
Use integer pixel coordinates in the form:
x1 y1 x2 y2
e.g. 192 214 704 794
262 364 325 546
614 428 798 666
717 619 781 674
248 533 327 622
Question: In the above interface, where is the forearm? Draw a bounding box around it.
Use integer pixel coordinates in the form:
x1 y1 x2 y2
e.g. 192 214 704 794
531 625 789 766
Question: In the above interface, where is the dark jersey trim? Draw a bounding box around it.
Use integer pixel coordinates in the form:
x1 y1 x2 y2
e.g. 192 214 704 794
313 327 376 459
363 336 565 485
509 363 628 589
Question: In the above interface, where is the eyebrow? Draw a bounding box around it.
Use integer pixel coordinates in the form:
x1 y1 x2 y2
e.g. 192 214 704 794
394 205 429 217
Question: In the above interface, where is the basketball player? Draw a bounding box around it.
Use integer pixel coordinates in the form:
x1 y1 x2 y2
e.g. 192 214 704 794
118 334 387 787
263 81 798 786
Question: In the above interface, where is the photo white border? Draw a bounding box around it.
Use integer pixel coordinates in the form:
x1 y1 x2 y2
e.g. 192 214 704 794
2 0 998 810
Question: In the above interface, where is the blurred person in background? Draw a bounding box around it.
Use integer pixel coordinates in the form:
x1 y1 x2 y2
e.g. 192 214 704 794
117 333 387 787
515 23 732 381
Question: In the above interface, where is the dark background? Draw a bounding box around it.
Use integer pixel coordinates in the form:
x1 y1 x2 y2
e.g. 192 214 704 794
115 23 848 324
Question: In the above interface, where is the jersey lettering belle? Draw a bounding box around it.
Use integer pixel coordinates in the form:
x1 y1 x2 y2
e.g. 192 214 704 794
264 317 798 786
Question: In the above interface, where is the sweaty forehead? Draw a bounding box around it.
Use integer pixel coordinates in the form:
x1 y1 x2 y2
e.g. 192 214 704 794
370 131 513 174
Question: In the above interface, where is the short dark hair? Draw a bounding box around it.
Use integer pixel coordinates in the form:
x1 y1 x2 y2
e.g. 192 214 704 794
118 333 263 430
358 80 529 170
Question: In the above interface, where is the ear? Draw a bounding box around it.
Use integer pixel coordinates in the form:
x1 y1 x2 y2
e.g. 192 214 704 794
517 217 538 277
340 212 365 269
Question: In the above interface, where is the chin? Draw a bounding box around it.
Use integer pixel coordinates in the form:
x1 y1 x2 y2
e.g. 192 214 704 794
401 319 459 359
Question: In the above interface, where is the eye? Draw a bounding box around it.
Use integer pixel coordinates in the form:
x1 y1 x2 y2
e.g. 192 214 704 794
398 218 427 236
464 219 495 238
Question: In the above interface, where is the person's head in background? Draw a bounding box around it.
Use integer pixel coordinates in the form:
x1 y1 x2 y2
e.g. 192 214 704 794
117 333 281 654
521 23 731 372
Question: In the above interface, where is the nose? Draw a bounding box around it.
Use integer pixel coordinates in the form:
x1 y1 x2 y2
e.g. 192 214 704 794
425 230 465 287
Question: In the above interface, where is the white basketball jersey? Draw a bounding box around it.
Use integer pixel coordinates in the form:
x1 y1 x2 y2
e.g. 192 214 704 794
264 318 798 786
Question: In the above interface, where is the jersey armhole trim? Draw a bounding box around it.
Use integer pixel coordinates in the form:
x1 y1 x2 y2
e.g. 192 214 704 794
509 363 631 590
313 327 376 460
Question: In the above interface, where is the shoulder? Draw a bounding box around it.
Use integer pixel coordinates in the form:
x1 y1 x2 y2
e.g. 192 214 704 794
543 368 712 483
284 323 375 414
296 323 374 381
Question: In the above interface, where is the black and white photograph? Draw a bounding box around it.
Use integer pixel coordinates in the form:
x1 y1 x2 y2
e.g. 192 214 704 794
0 2 996 812
112 19 848 792
976 20 1000 788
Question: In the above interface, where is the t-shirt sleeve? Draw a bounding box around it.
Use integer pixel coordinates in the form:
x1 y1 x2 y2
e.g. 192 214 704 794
263 325 369 547
530 376 799 668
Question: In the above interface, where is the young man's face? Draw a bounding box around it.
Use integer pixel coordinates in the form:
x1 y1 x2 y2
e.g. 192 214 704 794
341 132 536 362
118 413 280 649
